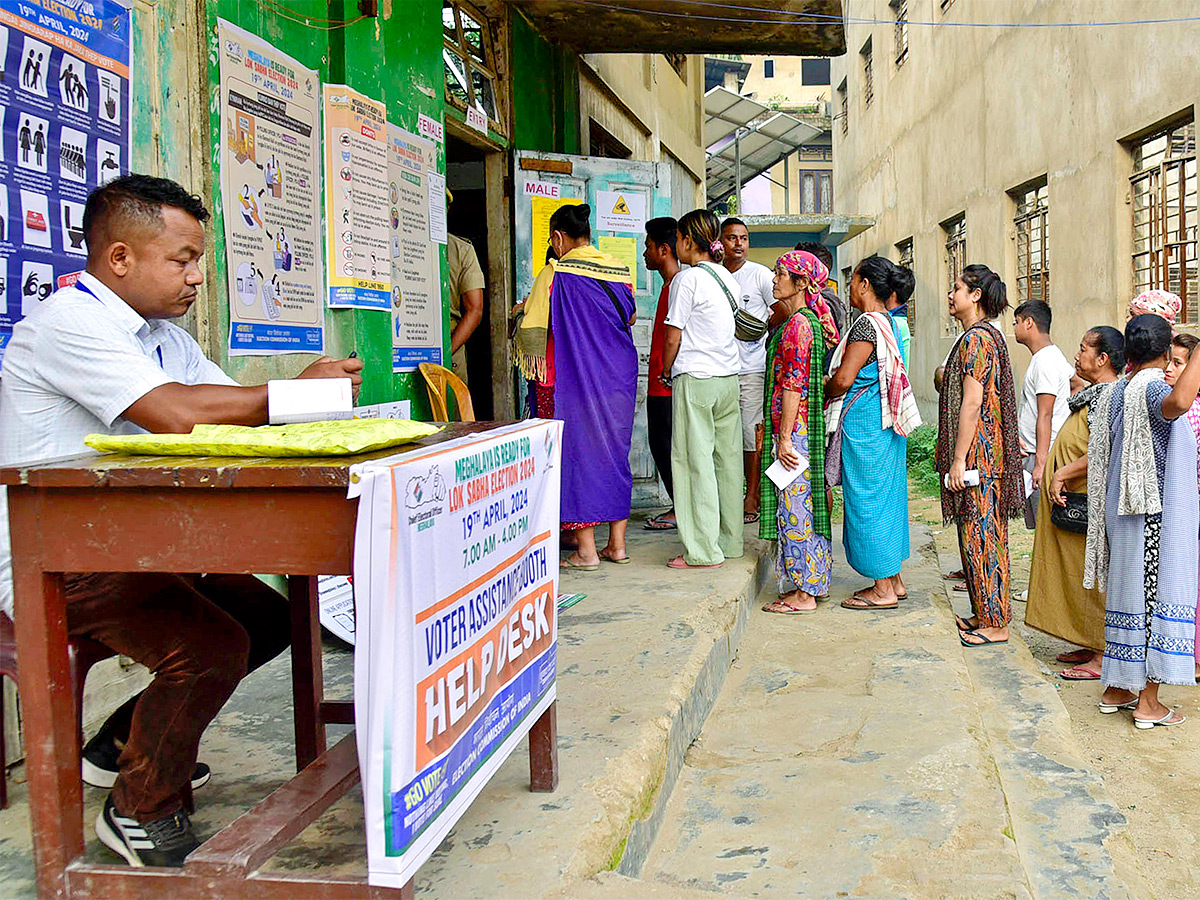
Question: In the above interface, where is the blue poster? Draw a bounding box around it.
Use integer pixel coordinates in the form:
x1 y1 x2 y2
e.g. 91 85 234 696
0 0 131 366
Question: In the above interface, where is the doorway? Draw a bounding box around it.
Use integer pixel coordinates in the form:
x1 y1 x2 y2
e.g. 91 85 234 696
446 134 495 420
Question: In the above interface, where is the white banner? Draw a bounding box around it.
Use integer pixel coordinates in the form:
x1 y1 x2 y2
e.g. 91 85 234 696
349 420 562 887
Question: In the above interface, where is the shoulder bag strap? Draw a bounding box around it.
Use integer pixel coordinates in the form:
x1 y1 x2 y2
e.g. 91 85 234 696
696 262 739 316
598 280 633 335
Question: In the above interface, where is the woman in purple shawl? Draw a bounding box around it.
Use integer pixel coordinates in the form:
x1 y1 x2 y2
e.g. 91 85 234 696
516 203 639 570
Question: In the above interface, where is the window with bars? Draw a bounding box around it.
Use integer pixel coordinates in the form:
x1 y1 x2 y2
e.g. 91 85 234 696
861 39 873 108
442 0 505 136
838 79 848 135
1130 117 1197 321
941 0 956 11
1013 180 1050 304
896 237 914 334
891 0 908 68
943 214 966 335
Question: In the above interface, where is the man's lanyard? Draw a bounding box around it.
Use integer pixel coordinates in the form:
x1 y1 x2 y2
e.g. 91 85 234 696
74 278 165 368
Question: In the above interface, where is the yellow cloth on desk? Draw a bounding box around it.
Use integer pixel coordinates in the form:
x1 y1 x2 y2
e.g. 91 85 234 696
85 419 442 457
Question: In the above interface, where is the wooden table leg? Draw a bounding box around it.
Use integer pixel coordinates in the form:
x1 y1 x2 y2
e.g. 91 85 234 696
528 700 558 792
12 565 81 900
288 575 326 771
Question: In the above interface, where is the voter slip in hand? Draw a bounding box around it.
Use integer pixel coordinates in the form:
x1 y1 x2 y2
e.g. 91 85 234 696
765 456 809 490
268 377 353 425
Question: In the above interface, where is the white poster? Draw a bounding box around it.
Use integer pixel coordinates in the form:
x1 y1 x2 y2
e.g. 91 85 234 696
595 188 646 233
388 125 443 372
218 20 324 355
350 420 562 888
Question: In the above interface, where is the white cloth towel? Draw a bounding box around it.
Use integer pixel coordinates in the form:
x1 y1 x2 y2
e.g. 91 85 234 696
825 311 921 437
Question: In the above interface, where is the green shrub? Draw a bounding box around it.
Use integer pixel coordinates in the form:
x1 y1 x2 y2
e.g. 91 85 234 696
906 424 942 497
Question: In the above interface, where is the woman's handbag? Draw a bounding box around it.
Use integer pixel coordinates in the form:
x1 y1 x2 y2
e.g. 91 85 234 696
698 264 768 342
1050 491 1088 534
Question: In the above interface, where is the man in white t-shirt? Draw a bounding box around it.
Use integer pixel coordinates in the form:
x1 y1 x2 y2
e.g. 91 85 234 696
720 218 785 524
1014 299 1076 527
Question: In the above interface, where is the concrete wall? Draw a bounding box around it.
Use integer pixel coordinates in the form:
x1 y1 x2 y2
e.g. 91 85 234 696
831 0 1200 417
581 53 705 208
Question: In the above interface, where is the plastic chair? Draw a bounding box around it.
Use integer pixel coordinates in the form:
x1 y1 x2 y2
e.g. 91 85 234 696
418 362 476 422
0 610 114 808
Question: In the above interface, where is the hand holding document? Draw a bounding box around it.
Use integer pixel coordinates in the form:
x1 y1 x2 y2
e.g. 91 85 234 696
766 457 810 490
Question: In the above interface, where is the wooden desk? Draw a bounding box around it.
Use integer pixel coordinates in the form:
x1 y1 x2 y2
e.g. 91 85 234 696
2 423 559 899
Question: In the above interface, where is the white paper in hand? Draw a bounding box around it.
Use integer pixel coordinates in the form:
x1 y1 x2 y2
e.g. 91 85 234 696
766 457 809 490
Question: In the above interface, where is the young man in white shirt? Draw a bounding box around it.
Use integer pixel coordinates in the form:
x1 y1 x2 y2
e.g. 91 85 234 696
719 217 785 524
1014 299 1077 527
0 175 362 867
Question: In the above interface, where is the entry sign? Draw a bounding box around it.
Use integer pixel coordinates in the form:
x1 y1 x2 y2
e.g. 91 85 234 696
351 420 563 887
596 189 646 233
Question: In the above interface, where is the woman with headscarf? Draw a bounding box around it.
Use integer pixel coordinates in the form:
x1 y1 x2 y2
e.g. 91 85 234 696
826 256 921 610
1127 289 1182 325
1026 326 1124 679
1085 314 1200 727
759 250 839 613
937 265 1025 646
517 203 638 570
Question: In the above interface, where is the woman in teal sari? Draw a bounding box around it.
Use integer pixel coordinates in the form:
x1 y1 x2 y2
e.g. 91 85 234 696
827 256 921 610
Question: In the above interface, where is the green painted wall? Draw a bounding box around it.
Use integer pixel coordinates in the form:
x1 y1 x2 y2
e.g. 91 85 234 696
511 12 580 155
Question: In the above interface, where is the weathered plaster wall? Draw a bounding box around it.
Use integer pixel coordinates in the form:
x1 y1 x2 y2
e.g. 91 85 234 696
831 0 1200 416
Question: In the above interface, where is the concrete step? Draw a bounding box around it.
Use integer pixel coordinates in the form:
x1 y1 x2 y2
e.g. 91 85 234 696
636 525 1147 899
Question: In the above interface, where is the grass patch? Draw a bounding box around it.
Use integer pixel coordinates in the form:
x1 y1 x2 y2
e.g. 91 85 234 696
906 424 941 498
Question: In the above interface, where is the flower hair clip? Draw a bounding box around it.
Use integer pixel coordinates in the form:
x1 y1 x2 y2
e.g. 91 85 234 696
709 239 723 255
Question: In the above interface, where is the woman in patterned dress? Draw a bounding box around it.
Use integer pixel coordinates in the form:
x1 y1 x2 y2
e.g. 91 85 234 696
1086 315 1200 727
937 266 1025 647
760 251 839 614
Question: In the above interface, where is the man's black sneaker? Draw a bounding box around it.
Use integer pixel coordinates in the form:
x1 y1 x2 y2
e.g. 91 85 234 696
82 730 211 791
95 794 200 867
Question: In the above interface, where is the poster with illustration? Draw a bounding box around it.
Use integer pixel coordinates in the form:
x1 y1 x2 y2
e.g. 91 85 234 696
218 19 324 355
0 0 131 365
324 84 390 310
387 124 442 371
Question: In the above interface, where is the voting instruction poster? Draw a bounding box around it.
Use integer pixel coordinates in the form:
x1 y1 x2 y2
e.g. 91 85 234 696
324 84 390 311
0 0 131 365
350 420 561 887
217 19 324 355
387 124 442 372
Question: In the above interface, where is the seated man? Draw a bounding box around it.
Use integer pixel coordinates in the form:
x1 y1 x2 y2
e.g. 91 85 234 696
0 175 362 867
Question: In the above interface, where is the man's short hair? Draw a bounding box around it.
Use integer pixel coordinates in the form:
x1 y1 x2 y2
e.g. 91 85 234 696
83 174 210 258
720 216 747 233
793 240 833 270
1014 299 1052 334
645 216 678 255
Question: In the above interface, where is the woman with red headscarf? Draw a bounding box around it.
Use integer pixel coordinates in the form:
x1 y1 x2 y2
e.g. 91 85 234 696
760 250 839 614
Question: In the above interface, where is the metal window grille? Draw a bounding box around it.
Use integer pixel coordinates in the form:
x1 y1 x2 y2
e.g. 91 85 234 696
1131 119 1197 321
892 0 908 67
861 41 873 108
664 52 687 79
840 88 848 135
1014 182 1050 304
943 215 966 336
941 0 956 11
442 0 505 135
819 173 832 212
896 237 914 335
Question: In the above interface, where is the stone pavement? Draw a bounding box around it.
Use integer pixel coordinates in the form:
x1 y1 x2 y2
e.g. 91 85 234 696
0 516 1158 898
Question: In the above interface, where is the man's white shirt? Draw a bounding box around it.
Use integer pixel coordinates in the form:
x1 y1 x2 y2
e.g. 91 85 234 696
0 272 237 617
1018 343 1074 455
726 260 775 374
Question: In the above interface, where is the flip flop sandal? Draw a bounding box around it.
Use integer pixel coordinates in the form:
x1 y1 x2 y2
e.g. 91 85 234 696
600 552 631 565
1057 648 1095 664
667 555 722 570
561 557 599 571
952 582 969 593
762 599 816 615
643 514 677 531
944 569 966 580
1059 665 1102 681
1098 699 1138 714
959 629 1007 647
954 614 977 633
841 594 898 611
855 586 908 602
1134 709 1186 730
743 511 760 524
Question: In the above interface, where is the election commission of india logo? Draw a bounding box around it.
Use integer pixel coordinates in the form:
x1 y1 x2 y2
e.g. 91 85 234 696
405 465 447 528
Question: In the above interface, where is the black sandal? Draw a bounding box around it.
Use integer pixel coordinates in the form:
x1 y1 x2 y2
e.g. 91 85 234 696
960 629 1007 647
